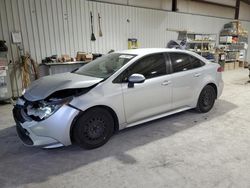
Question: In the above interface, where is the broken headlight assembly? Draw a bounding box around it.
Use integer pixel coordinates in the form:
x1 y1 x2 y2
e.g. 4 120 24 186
26 97 72 121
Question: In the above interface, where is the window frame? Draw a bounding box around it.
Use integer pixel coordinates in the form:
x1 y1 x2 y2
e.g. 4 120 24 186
166 52 206 74
113 52 170 84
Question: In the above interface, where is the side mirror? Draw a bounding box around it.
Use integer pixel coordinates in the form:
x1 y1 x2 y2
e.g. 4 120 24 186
128 74 145 88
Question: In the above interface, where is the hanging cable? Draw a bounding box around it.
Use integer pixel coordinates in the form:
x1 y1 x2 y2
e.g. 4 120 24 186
20 53 39 89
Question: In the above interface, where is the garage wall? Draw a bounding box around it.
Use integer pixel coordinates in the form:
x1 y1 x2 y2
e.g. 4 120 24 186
176 0 235 19
240 1 250 21
95 0 172 10
97 0 250 21
1 0 250 64
178 0 250 21
0 0 250 96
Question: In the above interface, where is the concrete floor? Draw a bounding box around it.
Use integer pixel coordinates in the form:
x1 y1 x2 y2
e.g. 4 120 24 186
1 69 250 188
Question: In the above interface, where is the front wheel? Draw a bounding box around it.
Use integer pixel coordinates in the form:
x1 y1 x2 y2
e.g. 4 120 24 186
196 85 216 113
72 108 114 149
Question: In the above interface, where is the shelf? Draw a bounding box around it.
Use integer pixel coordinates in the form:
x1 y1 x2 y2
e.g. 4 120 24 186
219 43 232 45
224 50 240 52
177 31 217 61
196 51 214 53
187 40 216 44
186 32 217 35
189 49 214 53
219 42 246 45
41 61 89 66
225 59 237 62
220 35 238 37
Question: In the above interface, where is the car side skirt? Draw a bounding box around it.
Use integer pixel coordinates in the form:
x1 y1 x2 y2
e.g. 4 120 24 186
123 106 192 129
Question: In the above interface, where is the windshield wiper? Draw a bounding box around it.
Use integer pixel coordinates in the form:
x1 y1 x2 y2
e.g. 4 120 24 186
71 68 79 73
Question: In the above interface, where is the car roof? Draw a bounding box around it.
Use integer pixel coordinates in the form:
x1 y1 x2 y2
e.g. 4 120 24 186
115 48 192 56
115 48 209 63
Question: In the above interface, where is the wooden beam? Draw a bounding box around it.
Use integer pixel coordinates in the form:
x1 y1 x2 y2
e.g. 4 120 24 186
172 0 177 11
235 0 240 19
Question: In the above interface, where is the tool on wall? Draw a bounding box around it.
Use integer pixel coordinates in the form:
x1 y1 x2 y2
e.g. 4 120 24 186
90 11 96 41
98 13 103 37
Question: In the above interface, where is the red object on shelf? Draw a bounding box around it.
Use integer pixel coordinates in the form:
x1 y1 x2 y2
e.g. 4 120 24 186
232 36 238 43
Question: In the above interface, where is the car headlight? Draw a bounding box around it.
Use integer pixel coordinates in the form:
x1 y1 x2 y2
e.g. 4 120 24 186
29 104 60 120
27 97 72 120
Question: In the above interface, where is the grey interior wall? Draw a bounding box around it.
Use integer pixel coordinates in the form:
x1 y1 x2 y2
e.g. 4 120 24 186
96 0 250 21
0 0 250 97
240 1 250 21
177 0 235 19
1 0 250 63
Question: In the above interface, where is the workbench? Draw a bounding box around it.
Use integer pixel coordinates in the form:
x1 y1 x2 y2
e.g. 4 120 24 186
39 61 89 77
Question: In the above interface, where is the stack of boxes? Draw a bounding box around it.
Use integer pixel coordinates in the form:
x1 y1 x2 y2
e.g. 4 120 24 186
0 50 12 101
219 21 248 71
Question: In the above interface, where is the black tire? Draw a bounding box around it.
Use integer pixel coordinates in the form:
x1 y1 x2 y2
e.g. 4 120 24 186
73 108 114 149
196 85 216 113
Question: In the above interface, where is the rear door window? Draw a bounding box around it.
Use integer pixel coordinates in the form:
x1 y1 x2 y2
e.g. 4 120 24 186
169 53 205 73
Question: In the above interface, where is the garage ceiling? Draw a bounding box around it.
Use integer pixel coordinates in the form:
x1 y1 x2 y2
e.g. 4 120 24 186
199 0 236 6
192 0 250 8
241 0 250 5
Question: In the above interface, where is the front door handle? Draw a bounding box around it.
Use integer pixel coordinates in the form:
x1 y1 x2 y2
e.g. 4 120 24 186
162 80 171 86
194 73 202 77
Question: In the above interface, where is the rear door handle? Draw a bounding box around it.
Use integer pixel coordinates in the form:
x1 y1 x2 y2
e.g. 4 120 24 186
194 73 202 77
162 80 171 86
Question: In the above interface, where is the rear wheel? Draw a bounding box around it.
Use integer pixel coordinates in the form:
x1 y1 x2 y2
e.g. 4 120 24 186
196 85 216 113
73 108 114 149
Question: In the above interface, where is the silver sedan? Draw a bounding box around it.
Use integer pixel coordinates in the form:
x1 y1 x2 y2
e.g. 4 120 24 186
13 48 223 149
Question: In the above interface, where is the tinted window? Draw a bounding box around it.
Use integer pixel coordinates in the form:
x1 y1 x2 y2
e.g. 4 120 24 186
190 55 205 68
169 53 205 73
124 53 167 80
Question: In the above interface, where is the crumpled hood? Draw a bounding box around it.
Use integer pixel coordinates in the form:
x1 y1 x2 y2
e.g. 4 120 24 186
24 72 103 101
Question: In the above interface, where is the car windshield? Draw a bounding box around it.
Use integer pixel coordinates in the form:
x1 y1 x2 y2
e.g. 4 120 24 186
75 53 136 78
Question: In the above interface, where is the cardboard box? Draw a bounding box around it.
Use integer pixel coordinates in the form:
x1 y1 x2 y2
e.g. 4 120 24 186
219 36 232 43
195 35 203 41
224 62 235 71
85 54 93 61
61 54 71 62
76 52 87 61
239 61 244 67
228 62 235 70
234 61 239 69
224 63 229 71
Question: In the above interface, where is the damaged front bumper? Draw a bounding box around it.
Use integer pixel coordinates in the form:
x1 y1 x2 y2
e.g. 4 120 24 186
13 104 79 148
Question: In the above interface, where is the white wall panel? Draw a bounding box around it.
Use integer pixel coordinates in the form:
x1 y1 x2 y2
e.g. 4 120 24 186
6 0 18 61
0 0 250 64
1 0 250 97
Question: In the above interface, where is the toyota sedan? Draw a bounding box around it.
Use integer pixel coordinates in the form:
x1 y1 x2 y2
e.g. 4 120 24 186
13 48 223 149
